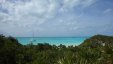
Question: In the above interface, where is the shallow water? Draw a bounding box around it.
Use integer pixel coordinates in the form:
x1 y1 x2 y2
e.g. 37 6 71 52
16 37 88 46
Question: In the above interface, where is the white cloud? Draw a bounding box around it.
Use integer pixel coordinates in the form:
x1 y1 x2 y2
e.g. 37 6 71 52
0 0 99 36
0 0 61 36
0 0 96 24
103 8 112 14
60 0 96 12
0 0 59 24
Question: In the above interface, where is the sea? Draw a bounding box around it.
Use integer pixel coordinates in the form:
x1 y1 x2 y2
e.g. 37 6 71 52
16 37 88 46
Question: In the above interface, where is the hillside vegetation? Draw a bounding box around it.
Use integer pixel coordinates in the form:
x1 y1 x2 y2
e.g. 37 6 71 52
0 34 113 64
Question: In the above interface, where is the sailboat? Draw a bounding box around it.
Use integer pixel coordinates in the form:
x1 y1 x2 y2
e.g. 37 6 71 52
30 31 36 43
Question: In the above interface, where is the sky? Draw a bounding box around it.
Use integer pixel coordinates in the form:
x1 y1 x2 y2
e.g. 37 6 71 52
0 0 113 37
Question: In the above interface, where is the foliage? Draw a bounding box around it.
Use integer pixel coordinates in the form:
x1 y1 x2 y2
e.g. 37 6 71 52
0 34 113 64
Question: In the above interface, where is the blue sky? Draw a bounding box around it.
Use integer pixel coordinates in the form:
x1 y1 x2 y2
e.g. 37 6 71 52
0 0 113 37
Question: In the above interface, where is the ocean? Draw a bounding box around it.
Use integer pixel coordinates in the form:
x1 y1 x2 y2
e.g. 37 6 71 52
16 37 88 46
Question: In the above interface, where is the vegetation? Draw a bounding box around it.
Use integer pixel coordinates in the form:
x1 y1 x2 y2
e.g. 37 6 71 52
0 34 113 64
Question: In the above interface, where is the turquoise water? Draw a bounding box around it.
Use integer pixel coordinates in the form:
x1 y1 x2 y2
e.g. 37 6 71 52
16 37 88 46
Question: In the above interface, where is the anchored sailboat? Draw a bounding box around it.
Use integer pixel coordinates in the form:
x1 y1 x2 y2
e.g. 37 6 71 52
30 30 36 43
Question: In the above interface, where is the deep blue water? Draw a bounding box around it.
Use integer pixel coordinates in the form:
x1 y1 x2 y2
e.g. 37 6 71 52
16 37 88 46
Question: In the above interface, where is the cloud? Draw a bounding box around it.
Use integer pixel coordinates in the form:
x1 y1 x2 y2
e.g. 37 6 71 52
103 8 112 14
60 0 96 12
0 0 96 25
0 0 113 37
0 0 59 30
